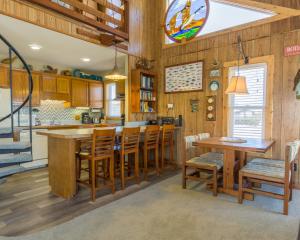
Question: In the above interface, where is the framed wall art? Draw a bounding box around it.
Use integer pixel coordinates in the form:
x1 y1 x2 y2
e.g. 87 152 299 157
165 61 204 93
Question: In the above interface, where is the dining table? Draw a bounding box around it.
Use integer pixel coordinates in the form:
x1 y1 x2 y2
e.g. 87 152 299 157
192 137 275 198
37 126 182 199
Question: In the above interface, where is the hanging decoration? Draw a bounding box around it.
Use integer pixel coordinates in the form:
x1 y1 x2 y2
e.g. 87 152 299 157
164 0 210 43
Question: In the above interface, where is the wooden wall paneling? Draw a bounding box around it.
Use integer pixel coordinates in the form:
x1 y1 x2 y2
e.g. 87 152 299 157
281 30 300 186
270 33 284 158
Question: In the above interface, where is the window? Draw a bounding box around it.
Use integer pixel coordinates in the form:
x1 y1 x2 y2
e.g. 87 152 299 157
106 83 121 118
165 0 275 44
106 0 123 29
228 63 267 139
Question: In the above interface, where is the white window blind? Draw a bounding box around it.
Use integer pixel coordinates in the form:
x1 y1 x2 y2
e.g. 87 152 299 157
228 63 267 139
106 83 121 118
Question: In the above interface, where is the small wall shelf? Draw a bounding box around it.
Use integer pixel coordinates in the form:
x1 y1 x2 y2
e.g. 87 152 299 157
131 69 157 113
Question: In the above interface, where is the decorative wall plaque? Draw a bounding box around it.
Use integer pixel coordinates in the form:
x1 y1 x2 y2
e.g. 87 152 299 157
165 61 203 93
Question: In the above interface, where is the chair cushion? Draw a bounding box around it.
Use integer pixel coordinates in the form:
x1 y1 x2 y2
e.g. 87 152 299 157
186 152 224 170
249 158 285 168
241 163 285 179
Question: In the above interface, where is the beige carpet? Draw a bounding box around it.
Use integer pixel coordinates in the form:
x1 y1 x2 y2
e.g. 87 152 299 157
1 174 299 240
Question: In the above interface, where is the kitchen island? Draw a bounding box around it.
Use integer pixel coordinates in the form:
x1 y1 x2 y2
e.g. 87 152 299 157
38 126 182 199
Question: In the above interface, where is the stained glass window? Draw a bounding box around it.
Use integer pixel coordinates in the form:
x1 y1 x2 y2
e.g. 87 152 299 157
164 0 209 43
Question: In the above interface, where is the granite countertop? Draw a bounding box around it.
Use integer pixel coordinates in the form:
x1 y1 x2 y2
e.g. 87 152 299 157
18 123 118 131
37 126 182 139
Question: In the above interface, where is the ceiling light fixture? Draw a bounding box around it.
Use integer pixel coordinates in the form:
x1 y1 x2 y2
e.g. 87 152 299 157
29 44 42 51
225 36 249 95
81 58 91 62
105 39 127 81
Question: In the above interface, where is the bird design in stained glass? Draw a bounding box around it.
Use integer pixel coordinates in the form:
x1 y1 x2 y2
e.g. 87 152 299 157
164 0 209 43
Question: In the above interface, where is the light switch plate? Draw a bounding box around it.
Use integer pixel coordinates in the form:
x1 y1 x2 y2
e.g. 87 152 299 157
167 104 174 110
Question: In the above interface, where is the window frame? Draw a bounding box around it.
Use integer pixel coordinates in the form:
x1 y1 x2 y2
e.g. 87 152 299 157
223 55 274 143
105 82 121 119
227 63 268 139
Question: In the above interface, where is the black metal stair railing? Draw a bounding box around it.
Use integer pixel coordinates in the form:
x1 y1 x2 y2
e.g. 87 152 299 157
0 33 33 147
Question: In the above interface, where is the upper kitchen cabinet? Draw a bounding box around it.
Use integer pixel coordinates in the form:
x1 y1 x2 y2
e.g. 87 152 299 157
0 66 9 88
89 82 103 108
57 76 70 94
41 74 56 93
12 70 40 106
71 79 88 107
41 74 70 101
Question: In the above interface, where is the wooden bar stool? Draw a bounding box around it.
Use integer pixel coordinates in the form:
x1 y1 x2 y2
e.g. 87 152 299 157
116 127 140 190
160 124 176 172
142 125 160 180
76 129 116 201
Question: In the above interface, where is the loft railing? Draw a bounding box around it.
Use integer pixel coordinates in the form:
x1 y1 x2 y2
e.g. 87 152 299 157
25 0 129 42
0 34 33 147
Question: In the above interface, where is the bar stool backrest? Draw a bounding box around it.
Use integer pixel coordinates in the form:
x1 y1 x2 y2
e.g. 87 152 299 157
162 124 175 144
92 129 116 159
144 125 160 148
122 127 140 153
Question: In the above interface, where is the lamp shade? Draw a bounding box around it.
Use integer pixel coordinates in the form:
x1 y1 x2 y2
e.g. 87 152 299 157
105 64 127 81
225 76 248 95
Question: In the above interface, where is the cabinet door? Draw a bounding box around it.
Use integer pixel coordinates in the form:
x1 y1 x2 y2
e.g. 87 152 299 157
0 67 9 88
57 77 70 94
41 75 56 93
71 79 88 107
31 74 40 106
89 82 103 108
12 71 27 104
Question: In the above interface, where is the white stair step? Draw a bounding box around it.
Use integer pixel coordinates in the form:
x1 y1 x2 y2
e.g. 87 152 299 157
0 153 32 165
0 142 31 154
0 165 25 178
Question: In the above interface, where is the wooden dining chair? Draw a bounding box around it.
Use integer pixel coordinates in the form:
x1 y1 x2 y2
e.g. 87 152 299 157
76 129 116 201
116 127 140 190
239 140 300 215
160 124 176 172
142 125 160 180
183 133 224 196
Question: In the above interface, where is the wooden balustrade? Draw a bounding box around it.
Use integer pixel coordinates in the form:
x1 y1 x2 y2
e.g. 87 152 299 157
25 0 129 42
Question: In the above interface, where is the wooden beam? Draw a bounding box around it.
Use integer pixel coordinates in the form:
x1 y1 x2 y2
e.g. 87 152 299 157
25 0 128 40
76 28 128 51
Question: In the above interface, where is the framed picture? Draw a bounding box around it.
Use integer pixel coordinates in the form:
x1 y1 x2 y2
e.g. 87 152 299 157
165 61 204 93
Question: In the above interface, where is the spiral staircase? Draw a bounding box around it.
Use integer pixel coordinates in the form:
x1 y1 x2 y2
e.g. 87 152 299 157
0 34 33 183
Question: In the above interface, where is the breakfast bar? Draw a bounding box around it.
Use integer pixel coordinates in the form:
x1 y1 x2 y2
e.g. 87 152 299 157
38 126 182 199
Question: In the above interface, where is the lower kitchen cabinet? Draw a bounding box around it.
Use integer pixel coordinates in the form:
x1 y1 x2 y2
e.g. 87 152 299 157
71 79 89 107
89 82 103 108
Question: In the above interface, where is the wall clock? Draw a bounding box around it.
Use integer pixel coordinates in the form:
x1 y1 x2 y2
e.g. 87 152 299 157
209 80 220 91
164 0 210 43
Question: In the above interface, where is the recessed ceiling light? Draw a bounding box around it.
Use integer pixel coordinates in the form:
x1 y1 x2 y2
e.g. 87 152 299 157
29 44 42 51
81 58 91 62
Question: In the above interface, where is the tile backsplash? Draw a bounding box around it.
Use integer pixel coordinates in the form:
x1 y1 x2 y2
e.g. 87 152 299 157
16 100 88 126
